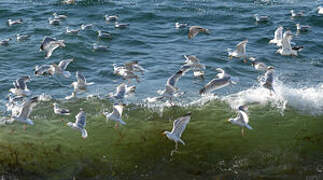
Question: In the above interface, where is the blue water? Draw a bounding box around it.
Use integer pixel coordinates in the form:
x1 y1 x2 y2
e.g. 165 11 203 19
0 0 323 179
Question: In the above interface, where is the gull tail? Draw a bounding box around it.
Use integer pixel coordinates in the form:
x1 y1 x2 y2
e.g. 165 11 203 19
26 119 34 125
119 119 127 125
245 124 253 130
81 129 88 139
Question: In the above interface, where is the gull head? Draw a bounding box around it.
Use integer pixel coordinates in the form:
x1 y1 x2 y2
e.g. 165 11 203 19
238 105 248 112
162 131 171 138
227 118 234 123
66 122 73 127
267 66 275 70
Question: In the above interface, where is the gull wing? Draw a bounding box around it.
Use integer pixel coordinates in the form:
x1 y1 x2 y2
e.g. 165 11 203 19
236 40 248 54
112 104 123 118
58 59 73 70
274 26 283 41
114 83 126 99
75 111 86 128
76 71 86 84
188 26 202 39
167 70 183 87
170 115 191 138
40 37 56 50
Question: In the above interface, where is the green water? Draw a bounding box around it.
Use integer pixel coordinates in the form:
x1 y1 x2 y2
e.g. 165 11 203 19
0 98 322 179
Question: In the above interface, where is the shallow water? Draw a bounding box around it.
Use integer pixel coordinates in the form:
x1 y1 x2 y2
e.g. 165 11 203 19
0 0 323 179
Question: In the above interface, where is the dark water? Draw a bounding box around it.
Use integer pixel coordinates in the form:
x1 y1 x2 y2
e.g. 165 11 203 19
0 0 323 179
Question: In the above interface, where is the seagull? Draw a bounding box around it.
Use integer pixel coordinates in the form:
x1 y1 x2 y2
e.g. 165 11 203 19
269 26 283 47
53 103 70 115
7 18 23 26
181 55 206 74
16 34 30 41
162 112 191 156
109 83 136 100
318 6 323 14
80 24 93 30
9 76 31 97
228 40 248 61
34 64 51 76
11 96 39 128
276 31 298 56
290 10 304 17
254 14 269 22
66 27 80 34
93 43 108 51
40 37 66 59
115 22 129 28
48 18 61 25
160 70 184 98
97 30 111 39
124 61 146 74
228 105 252 136
296 24 311 32
188 26 209 39
62 0 75 5
71 71 95 92
104 15 119 22
0 38 12 46
199 68 235 95
103 103 126 128
67 109 88 139
113 64 140 83
262 66 275 96
184 55 200 64
53 12 67 20
6 95 24 113
175 22 187 29
48 58 73 78
250 58 268 71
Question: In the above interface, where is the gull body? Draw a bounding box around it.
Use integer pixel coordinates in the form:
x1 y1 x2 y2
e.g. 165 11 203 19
113 64 140 83
53 103 70 115
188 26 209 39
40 36 65 59
80 24 92 30
228 40 248 58
262 66 275 95
71 71 94 92
110 83 136 100
34 64 51 76
53 12 67 20
66 27 80 34
124 61 146 74
103 103 126 126
163 113 191 156
0 38 12 46
16 34 30 41
48 58 73 78
9 76 31 97
115 22 129 28
276 31 298 56
104 15 119 22
93 43 108 51
175 22 187 29
269 26 283 47
11 96 38 125
67 109 88 139
7 18 23 26
228 105 252 136
199 68 235 95
318 6 323 14
161 70 184 97
254 14 269 22
296 24 311 32
97 30 111 39
48 18 61 25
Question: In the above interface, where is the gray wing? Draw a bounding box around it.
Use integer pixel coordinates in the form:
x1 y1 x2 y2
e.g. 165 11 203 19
236 40 247 54
274 26 283 40
75 111 86 128
16 77 28 90
265 70 274 84
17 97 38 120
40 37 56 50
170 115 191 138
76 72 86 84
114 83 126 99
199 76 230 94
167 70 183 87
112 104 123 118
58 59 73 70
188 26 201 39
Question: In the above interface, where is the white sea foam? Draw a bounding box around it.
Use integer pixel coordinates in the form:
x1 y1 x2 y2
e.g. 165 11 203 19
223 78 323 115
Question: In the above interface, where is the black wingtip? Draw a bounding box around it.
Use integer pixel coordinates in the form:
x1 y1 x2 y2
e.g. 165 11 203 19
184 112 192 116
199 88 205 95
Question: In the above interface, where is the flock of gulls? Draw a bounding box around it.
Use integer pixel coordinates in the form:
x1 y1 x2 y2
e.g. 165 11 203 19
1 3 322 156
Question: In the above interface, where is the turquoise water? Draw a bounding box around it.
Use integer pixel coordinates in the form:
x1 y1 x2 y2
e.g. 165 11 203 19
0 0 323 179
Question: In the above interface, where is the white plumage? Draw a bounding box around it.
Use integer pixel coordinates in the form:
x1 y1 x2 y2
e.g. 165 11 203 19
228 106 252 136
103 103 126 126
67 109 88 139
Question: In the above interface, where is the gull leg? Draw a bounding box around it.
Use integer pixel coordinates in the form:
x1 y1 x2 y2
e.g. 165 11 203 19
241 128 245 136
115 123 119 129
23 124 27 131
